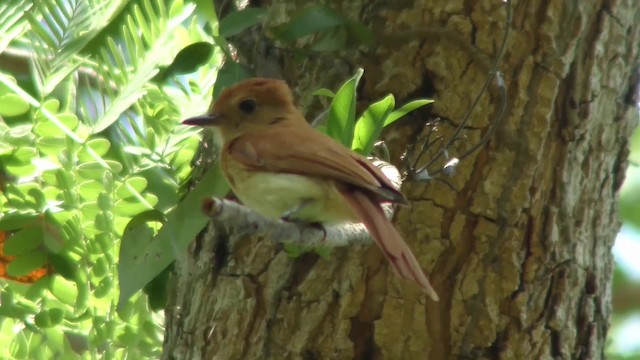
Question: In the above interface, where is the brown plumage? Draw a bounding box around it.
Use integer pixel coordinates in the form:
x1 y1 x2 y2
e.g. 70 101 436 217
182 78 438 300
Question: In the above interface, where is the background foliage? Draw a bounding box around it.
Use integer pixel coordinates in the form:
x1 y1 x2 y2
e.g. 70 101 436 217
0 0 638 358
0 0 217 357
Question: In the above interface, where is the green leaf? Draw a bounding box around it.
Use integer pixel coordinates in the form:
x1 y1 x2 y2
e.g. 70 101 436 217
155 42 214 81
48 275 78 305
37 137 67 155
36 99 61 117
384 99 434 126
213 61 253 99
5 124 35 147
34 308 64 328
3 226 44 256
78 181 104 199
77 138 111 162
48 254 77 281
312 88 335 98
0 213 38 231
0 93 30 116
352 94 395 154
9 147 37 165
112 194 159 216
143 266 171 311
77 161 122 180
6 251 47 277
34 113 79 138
115 177 148 198
118 164 229 309
272 5 345 42
218 8 266 37
326 68 364 146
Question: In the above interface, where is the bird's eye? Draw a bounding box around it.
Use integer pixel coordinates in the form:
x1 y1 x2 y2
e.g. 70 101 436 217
238 99 257 114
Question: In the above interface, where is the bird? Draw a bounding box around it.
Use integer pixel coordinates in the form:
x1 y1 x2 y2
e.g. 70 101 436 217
182 78 438 301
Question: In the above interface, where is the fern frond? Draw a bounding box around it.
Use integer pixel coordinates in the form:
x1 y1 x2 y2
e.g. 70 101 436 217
0 0 31 53
85 0 195 134
26 0 130 96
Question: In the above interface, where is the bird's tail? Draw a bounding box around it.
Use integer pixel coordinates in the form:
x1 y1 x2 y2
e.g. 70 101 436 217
343 191 439 301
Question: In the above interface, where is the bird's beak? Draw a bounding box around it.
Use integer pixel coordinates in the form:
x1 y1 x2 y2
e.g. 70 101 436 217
182 114 220 126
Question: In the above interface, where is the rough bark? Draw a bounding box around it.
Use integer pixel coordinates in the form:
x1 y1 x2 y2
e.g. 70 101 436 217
163 1 640 359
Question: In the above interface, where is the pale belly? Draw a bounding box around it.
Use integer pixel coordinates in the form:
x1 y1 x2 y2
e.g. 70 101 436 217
227 170 357 224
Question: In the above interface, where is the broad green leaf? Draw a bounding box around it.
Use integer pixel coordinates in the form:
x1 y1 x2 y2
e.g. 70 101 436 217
5 163 36 177
118 164 229 308
92 256 109 279
78 181 104 199
35 99 61 118
10 147 37 165
37 137 67 155
218 8 266 37
94 276 114 299
0 94 30 117
97 192 113 212
48 254 77 280
80 202 100 221
0 212 39 231
326 68 363 146
94 212 113 233
5 124 35 147
77 138 111 162
48 275 78 305
115 177 148 198
352 94 395 154
272 5 345 42
3 226 44 256
156 42 214 81
77 161 123 180
34 308 64 328
384 99 434 126
6 251 47 277
113 193 159 216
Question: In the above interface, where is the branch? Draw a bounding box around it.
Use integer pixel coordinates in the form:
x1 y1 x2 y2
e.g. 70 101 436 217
201 158 401 247
203 198 377 247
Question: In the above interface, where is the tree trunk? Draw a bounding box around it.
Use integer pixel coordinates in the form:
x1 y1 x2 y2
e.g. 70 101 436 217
162 1 639 359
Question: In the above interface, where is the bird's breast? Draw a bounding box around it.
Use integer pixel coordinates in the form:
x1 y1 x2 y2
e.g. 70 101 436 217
222 157 356 224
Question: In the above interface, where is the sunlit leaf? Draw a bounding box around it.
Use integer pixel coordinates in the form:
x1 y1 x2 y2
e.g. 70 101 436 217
6 251 47 277
0 94 30 117
326 68 363 146
384 99 434 126
118 164 229 308
48 275 78 305
352 94 394 154
3 226 44 256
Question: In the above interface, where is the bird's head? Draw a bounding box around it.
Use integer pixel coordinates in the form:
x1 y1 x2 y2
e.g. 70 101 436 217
182 78 303 140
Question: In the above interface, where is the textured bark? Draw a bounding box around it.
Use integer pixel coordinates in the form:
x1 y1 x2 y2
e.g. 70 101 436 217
163 1 640 359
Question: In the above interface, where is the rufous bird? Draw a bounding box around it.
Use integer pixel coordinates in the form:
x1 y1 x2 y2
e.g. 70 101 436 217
182 78 438 300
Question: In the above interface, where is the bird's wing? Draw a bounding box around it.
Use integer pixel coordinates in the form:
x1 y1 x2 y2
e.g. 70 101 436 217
226 123 408 204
